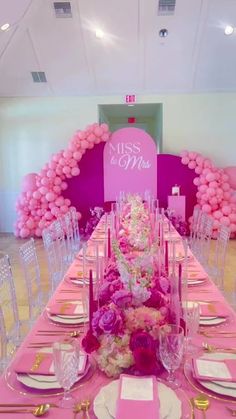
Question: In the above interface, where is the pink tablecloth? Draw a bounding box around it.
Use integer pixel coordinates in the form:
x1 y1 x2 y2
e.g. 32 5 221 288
0 221 235 418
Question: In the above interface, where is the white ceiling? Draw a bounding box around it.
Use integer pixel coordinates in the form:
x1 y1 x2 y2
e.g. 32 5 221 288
0 0 236 97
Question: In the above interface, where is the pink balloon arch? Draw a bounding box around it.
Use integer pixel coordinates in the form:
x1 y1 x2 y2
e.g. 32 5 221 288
180 151 236 238
14 123 111 238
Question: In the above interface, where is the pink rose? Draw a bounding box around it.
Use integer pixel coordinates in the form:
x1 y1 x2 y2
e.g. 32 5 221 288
112 289 132 308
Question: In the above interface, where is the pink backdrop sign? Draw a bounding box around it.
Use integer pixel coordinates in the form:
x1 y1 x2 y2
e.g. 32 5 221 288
104 127 157 201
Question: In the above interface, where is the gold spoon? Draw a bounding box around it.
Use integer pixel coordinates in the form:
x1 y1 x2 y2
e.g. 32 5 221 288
81 400 91 418
36 330 80 337
202 342 236 353
193 394 210 419
0 403 50 416
73 403 82 419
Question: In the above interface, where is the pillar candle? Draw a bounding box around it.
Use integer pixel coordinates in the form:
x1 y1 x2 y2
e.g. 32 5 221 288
107 227 111 258
165 240 169 276
178 263 182 303
89 269 94 330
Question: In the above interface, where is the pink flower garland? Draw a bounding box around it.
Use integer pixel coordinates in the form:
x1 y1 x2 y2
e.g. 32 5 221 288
14 123 111 238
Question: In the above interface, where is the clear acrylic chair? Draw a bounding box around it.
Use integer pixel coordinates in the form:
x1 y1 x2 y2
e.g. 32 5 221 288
19 238 47 322
189 207 201 251
207 225 230 290
62 212 77 261
0 254 34 373
198 214 214 268
42 226 64 293
49 218 70 273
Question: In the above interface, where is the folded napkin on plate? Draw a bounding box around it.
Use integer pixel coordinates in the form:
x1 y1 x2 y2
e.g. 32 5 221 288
192 358 236 382
15 352 87 376
200 302 229 318
116 375 159 419
49 302 84 316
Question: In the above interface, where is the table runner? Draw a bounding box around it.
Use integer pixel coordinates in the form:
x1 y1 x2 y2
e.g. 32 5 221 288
0 218 235 418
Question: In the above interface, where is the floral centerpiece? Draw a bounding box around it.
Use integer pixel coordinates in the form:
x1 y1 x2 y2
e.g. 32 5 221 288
82 194 171 378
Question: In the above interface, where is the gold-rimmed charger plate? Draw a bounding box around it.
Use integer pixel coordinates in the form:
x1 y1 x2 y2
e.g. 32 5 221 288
5 356 96 398
184 355 236 403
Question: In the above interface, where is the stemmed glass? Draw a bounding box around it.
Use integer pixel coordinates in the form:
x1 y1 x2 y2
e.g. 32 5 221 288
183 301 200 354
53 338 80 408
159 324 184 388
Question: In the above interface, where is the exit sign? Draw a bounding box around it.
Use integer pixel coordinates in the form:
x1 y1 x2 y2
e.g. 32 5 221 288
125 94 136 104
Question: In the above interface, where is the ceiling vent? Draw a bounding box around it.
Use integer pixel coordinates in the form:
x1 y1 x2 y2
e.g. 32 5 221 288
53 2 72 18
158 0 176 15
31 72 47 83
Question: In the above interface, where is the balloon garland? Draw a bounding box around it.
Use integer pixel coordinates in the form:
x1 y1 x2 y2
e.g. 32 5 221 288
14 123 111 238
180 150 236 238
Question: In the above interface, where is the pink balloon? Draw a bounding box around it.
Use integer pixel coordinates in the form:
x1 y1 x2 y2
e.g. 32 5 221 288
73 151 82 161
196 156 204 166
94 127 103 137
62 166 71 175
47 170 56 179
222 182 230 191
63 150 73 159
188 161 197 169
189 152 198 160
60 205 68 214
206 172 215 182
180 150 188 157
54 177 62 185
195 166 202 175
44 211 53 220
193 177 200 186
100 123 109 132
71 167 80 176
222 205 231 215
87 133 96 142
81 140 89 149
53 185 61 194
45 192 56 202
199 184 208 193
20 227 30 238
26 218 35 229
35 228 42 237
207 187 216 197
209 197 218 205
181 157 189 165
33 190 41 200
102 133 110 142
78 131 86 140
39 186 48 195
55 197 64 207
22 173 37 192
204 159 212 168
61 182 68 191
224 167 236 189
69 159 77 168
64 199 71 206
213 210 222 219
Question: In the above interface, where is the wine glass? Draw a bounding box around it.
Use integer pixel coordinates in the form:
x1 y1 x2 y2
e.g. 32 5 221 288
53 338 80 408
159 324 184 388
183 301 200 354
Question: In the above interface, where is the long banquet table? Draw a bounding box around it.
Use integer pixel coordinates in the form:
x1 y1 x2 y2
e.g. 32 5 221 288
0 218 236 418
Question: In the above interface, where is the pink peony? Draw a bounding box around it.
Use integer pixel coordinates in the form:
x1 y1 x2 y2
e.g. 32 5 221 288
82 330 100 353
112 289 132 308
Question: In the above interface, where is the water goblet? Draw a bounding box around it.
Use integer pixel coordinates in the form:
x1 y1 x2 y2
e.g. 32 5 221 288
159 324 184 388
183 301 200 354
53 338 80 408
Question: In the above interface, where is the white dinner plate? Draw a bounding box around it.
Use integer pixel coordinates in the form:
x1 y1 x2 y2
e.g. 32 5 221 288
196 352 236 398
188 279 206 286
199 317 227 326
94 380 181 419
16 348 88 390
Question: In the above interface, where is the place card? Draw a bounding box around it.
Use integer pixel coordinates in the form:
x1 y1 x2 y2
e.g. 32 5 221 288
116 375 159 419
192 358 236 382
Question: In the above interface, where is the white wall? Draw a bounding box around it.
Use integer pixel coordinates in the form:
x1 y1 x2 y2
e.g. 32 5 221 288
0 92 236 232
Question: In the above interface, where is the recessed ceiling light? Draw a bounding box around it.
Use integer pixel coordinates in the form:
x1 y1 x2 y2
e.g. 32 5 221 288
1 23 10 31
159 28 168 38
95 29 104 39
224 25 234 35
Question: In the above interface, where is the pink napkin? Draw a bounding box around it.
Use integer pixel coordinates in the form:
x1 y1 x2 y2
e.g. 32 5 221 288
116 375 159 419
200 302 229 317
49 302 83 316
192 358 236 382
15 352 54 375
15 352 88 376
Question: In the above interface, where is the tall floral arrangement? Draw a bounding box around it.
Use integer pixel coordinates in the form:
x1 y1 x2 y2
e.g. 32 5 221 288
82 194 170 377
